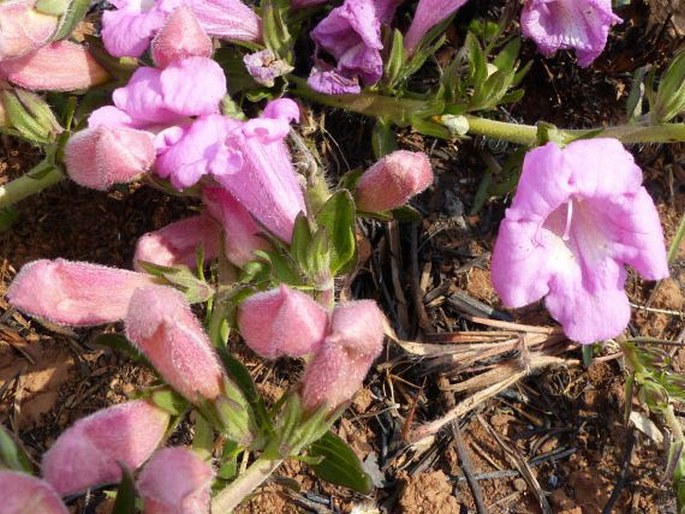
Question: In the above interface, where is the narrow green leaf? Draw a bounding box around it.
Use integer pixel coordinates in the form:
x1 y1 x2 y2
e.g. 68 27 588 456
262 0 293 60
290 213 312 271
384 29 405 87
315 190 356 274
0 426 33 473
111 465 137 514
218 440 241 480
53 0 90 40
308 431 373 494
372 119 398 159
493 37 520 73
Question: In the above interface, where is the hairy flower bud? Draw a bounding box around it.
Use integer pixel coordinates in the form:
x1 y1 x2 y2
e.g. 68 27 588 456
125 286 225 403
0 0 58 61
151 6 213 68
355 150 433 212
238 285 329 359
138 448 213 514
0 471 68 514
301 301 385 410
7 259 156 326
42 400 169 496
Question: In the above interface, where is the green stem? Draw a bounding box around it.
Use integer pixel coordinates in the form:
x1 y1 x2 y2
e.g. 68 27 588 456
211 456 283 513
0 160 64 209
663 404 685 441
668 210 685 264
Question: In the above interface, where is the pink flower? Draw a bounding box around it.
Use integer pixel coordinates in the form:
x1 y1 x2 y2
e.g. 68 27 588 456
125 286 226 402
404 0 469 54
188 0 261 42
42 400 170 496
134 213 222 271
202 187 272 267
243 49 293 88
301 301 385 410
238 285 329 359
0 41 110 91
151 5 213 68
491 139 669 344
0 471 68 514
307 0 400 94
0 0 58 61
355 150 433 212
137 447 213 514
521 0 622 67
64 125 156 190
7 259 156 326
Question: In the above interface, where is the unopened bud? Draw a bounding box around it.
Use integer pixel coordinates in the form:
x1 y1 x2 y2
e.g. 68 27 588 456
0 0 58 61
151 6 213 68
238 284 329 359
355 150 433 213
125 286 226 403
0 87 62 143
0 471 68 514
138 447 213 514
42 400 169 496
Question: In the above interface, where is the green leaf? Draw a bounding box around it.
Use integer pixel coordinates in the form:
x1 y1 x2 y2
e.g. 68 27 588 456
493 37 520 73
305 226 331 280
262 0 293 61
142 386 188 416
290 213 312 271
653 50 685 123
192 412 216 461
53 0 90 40
0 207 19 232
137 261 214 304
91 333 146 361
308 431 373 494
218 440 241 480
315 190 357 275
0 426 33 473
384 29 405 88
390 205 423 222
465 33 488 89
112 465 137 514
372 119 398 159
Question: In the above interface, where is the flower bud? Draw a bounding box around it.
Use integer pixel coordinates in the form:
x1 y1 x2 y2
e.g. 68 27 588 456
0 471 68 514
42 400 170 496
0 87 63 143
0 0 58 61
301 300 385 410
151 6 213 68
125 286 225 403
64 125 156 190
137 447 213 514
134 214 222 271
1 41 110 91
238 285 329 359
243 49 294 88
354 150 433 213
7 259 156 326
202 186 272 268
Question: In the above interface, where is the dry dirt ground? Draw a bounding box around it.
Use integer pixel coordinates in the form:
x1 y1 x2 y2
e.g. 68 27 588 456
1 1 684 513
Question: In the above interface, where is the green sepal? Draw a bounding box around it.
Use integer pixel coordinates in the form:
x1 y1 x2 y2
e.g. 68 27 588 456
0 426 33 473
138 386 188 416
52 0 90 40
308 431 373 494
192 411 216 461
112 465 137 514
253 249 303 286
315 190 357 275
217 440 241 480
137 261 214 304
1 89 62 144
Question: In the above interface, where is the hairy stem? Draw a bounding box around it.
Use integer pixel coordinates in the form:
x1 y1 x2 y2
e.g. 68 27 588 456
211 456 283 513
0 160 64 209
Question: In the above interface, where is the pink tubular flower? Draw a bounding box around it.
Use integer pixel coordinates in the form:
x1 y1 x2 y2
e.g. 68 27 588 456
202 187 272 267
138 448 213 514
0 471 68 514
238 285 329 359
404 0 469 54
64 125 156 190
521 0 622 67
355 150 433 212
0 41 110 91
491 139 669 344
134 214 222 271
7 259 156 326
301 300 385 410
307 0 400 94
125 286 226 402
0 0 58 61
151 5 213 68
42 400 170 496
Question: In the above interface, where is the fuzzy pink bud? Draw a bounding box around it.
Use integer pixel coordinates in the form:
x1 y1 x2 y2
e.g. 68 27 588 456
301 300 385 410
65 125 156 190
138 447 213 514
7 259 156 326
134 214 222 271
1 41 110 91
238 285 329 359
0 471 68 514
0 0 58 61
355 150 433 212
42 400 170 496
125 286 225 403
202 186 271 268
151 6 213 68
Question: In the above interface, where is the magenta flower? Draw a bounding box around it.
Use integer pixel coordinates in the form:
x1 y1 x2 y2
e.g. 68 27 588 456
355 150 433 212
521 0 622 67
42 400 170 496
0 471 68 514
404 0 469 55
307 0 400 94
491 139 669 344
138 447 213 514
